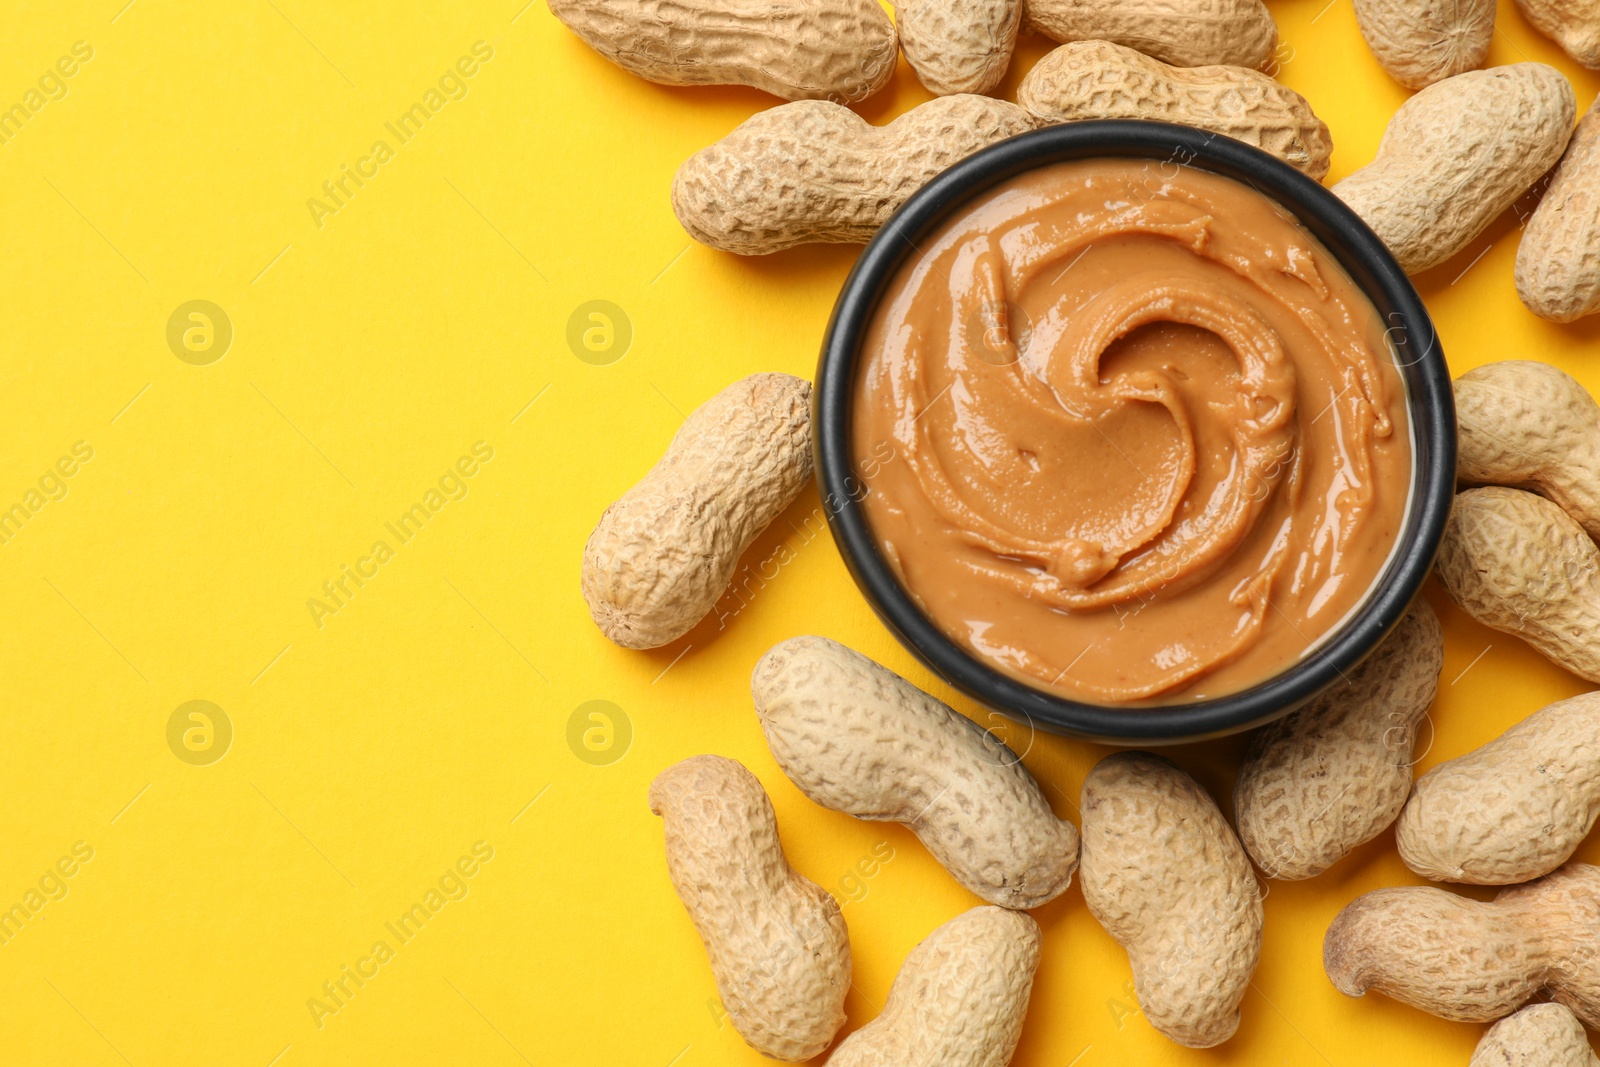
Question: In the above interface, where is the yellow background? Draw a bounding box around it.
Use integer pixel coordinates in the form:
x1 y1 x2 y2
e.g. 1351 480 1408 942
1 0 1597 1063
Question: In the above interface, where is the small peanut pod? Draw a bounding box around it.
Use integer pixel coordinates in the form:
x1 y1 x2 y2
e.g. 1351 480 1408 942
1353 0 1494 89
896 0 1021 96
1236 600 1443 880
1080 752 1263 1048
582 373 812 648
751 635 1080 909
1333 64 1576 274
1397 692 1600 884
1436 487 1600 683
672 95 1037 255
1518 96 1600 322
649 755 851 1061
1514 0 1600 68
1324 863 1600 1026
1022 0 1278 69
546 0 897 103
1456 361 1600 541
1470 1004 1600 1067
825 907 1041 1067
1017 40 1331 179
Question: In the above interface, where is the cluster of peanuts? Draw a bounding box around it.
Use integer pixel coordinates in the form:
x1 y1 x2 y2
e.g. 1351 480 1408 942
589 366 1600 1063
551 0 1600 317
559 0 1600 1061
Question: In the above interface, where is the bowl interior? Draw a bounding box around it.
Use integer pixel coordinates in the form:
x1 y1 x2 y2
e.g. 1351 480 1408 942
815 120 1456 745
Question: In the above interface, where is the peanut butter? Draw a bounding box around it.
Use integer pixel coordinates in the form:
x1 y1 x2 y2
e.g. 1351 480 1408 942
853 159 1412 704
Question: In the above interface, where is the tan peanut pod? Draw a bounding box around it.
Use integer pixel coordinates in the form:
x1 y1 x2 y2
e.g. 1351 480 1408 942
1455 362 1600 541
1518 97 1600 322
1080 752 1263 1047
582 373 812 649
546 0 897 103
897 0 1022 96
1514 0 1600 68
673 96 1036 255
1235 600 1443 881
825 907 1041 1067
1470 1004 1600 1067
649 755 850 1061
1017 40 1332 179
1352 0 1495 89
1435 487 1600 683
750 635 1080 909
1333 64 1576 274
1397 692 1600 884
1324 863 1600 1025
1022 0 1277 69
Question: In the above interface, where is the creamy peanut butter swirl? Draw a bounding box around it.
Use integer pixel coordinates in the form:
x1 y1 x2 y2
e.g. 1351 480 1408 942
855 160 1411 703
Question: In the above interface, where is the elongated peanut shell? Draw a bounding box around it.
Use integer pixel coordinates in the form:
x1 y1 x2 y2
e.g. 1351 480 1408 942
1353 0 1494 89
1017 40 1331 179
1023 0 1277 69
650 756 850 1061
582 373 812 648
1397 692 1600 884
1324 863 1600 1025
897 0 1021 95
1333 64 1576 274
1236 600 1443 880
1081 752 1262 1047
825 907 1040 1067
1471 1004 1600 1067
1436 487 1600 682
546 0 897 103
751 635 1080 909
672 95 1037 255
1518 96 1600 321
1456 362 1600 541
1515 0 1600 67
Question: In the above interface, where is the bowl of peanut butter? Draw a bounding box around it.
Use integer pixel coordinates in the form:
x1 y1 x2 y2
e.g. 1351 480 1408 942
816 120 1456 744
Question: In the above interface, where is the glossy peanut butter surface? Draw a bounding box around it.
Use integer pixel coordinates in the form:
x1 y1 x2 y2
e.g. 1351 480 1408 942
853 159 1412 704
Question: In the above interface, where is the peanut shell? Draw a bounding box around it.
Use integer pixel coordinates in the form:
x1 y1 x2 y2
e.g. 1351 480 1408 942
1017 40 1331 178
1353 0 1495 89
1236 600 1443 880
1518 95 1600 322
897 0 1022 96
1435 486 1600 683
751 635 1080 910
1080 752 1263 1047
673 96 1036 255
1470 1004 1600 1067
650 755 850 1060
1023 0 1278 69
582 373 812 649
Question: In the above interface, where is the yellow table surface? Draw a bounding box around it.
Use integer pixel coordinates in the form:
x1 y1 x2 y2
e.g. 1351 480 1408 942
3 1 1599 1064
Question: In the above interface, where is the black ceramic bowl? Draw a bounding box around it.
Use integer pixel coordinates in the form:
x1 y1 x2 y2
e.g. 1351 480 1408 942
815 120 1456 745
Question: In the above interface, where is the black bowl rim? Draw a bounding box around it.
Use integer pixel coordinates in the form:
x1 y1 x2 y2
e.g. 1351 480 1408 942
814 119 1457 745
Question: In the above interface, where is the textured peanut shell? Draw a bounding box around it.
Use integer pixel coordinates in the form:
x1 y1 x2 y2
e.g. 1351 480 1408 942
1080 752 1263 1047
1518 97 1600 321
1353 0 1494 89
1023 0 1277 69
897 0 1021 96
546 0 897 102
1333 64 1576 274
1455 361 1600 541
650 756 850 1060
1515 0 1600 67
1397 692 1600 884
1017 40 1331 178
825 907 1041 1067
673 96 1036 255
1470 1004 1600 1067
582 373 812 649
1436 487 1600 683
1324 863 1600 1025
751 635 1080 909
1236 600 1443 881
